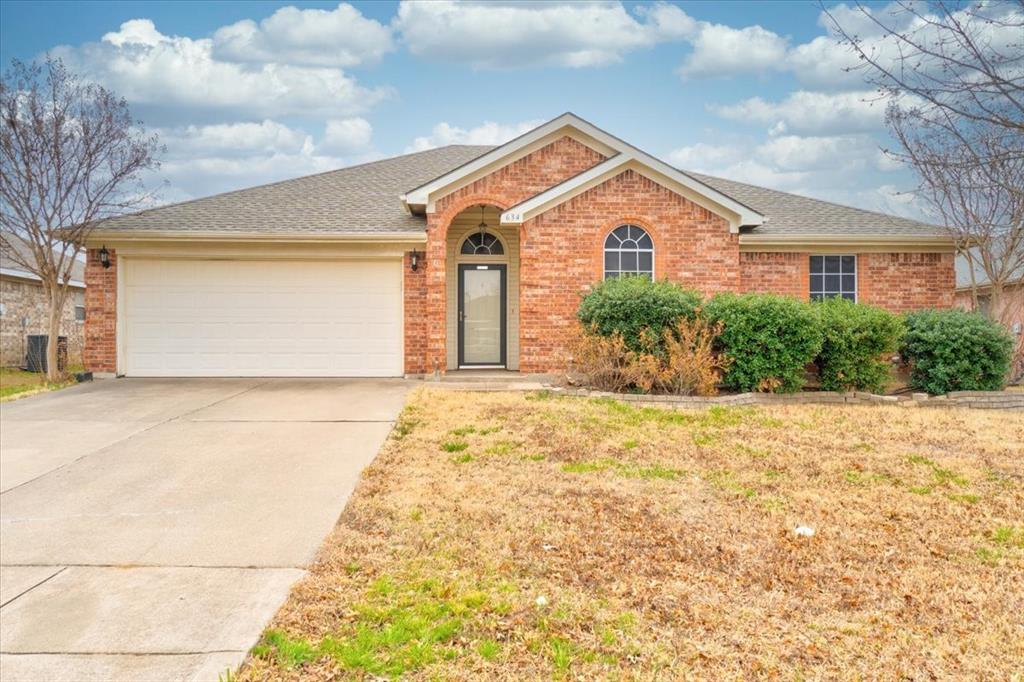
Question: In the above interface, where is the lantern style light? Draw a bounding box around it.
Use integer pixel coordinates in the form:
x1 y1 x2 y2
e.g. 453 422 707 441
410 249 420 272
99 246 111 269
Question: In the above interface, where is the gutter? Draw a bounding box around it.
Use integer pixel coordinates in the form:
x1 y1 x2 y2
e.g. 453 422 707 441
738 233 955 250
85 230 428 245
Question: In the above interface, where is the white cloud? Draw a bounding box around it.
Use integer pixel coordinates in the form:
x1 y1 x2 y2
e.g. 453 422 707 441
321 118 373 154
406 119 545 152
158 120 311 159
394 1 695 69
144 119 380 203
667 130 926 218
52 19 391 122
667 142 746 170
713 90 888 136
212 3 393 67
678 23 788 79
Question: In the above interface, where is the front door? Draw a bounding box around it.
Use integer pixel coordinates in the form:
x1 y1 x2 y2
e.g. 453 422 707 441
458 264 506 367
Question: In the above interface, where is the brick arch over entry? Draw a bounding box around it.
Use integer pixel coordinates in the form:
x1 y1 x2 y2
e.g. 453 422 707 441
409 136 610 375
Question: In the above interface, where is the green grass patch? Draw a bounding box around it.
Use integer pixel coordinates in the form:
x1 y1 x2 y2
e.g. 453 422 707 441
476 639 500 661
946 492 980 504
622 438 639 450
907 453 969 488
252 630 318 668
441 440 469 453
449 426 476 437
451 453 474 464
562 460 614 474
562 459 683 480
253 575 506 678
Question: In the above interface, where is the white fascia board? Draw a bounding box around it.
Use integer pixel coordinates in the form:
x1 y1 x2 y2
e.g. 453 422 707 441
500 153 760 232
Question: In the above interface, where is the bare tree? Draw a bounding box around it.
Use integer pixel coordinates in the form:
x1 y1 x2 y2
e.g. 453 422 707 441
1 57 160 380
824 1 1024 329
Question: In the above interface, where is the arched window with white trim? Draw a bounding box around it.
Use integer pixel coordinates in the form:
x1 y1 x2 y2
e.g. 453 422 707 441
604 224 653 279
460 231 504 255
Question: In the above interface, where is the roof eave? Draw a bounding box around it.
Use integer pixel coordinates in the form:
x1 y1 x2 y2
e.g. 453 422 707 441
738 233 956 251
85 230 428 245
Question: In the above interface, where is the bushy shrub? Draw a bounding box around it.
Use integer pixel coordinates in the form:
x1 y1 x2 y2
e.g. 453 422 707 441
704 293 823 393
569 318 729 396
901 309 1013 394
813 298 904 392
577 277 701 353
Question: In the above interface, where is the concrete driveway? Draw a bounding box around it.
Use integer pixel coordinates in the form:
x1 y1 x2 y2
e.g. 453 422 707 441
0 378 409 681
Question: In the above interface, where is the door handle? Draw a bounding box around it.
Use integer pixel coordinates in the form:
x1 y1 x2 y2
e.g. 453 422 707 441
459 310 465 322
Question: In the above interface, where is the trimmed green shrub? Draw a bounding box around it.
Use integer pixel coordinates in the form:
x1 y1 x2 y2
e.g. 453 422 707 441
577 277 702 353
704 293 823 393
813 298 905 393
901 309 1013 394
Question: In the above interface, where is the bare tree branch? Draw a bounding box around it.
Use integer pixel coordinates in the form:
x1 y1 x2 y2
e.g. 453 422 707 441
825 0 1024 368
0 56 161 380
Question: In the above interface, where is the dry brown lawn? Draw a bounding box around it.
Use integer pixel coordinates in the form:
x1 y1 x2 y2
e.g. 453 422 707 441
241 389 1023 680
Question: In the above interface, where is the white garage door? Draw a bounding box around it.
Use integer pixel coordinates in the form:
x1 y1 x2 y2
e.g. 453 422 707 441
123 258 403 377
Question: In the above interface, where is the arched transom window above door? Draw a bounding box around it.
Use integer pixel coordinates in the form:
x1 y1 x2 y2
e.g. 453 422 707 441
604 224 653 279
460 231 504 255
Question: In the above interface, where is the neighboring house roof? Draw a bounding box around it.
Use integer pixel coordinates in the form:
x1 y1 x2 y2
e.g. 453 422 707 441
92 145 492 237
0 233 85 288
88 114 949 243
955 242 1024 289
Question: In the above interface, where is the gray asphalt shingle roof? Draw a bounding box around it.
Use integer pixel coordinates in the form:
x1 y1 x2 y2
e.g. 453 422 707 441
96 145 493 235
95 143 947 239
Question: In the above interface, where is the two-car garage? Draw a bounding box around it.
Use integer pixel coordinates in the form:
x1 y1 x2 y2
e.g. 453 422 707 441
121 258 404 377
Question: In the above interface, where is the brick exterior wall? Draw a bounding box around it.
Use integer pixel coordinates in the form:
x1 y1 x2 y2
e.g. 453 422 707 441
740 252 810 300
404 250 429 375
517 169 737 372
857 252 954 311
740 251 954 311
83 248 117 373
0 278 84 368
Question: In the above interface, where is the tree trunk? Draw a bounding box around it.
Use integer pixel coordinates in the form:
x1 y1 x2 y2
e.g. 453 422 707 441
45 283 66 382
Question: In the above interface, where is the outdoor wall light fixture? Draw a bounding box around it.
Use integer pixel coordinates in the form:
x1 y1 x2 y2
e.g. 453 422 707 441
410 249 420 272
99 246 111 269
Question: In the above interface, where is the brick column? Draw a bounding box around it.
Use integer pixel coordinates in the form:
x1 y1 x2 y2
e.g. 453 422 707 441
83 247 117 374
403 250 428 374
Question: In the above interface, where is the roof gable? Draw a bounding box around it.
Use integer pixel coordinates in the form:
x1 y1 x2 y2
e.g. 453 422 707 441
403 113 765 231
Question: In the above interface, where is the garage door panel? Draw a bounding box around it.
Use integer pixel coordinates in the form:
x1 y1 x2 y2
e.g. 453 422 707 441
124 259 403 377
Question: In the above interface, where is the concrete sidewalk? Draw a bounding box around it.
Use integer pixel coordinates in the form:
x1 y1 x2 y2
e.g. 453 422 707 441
0 378 409 682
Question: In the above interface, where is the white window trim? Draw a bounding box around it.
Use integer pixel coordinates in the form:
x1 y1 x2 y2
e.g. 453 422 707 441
604 225 655 280
810 254 857 302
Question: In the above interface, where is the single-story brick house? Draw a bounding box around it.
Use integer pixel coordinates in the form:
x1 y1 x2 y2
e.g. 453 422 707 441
83 114 955 378
1 234 86 368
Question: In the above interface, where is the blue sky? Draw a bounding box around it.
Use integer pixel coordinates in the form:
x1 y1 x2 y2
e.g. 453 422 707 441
0 1 926 217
